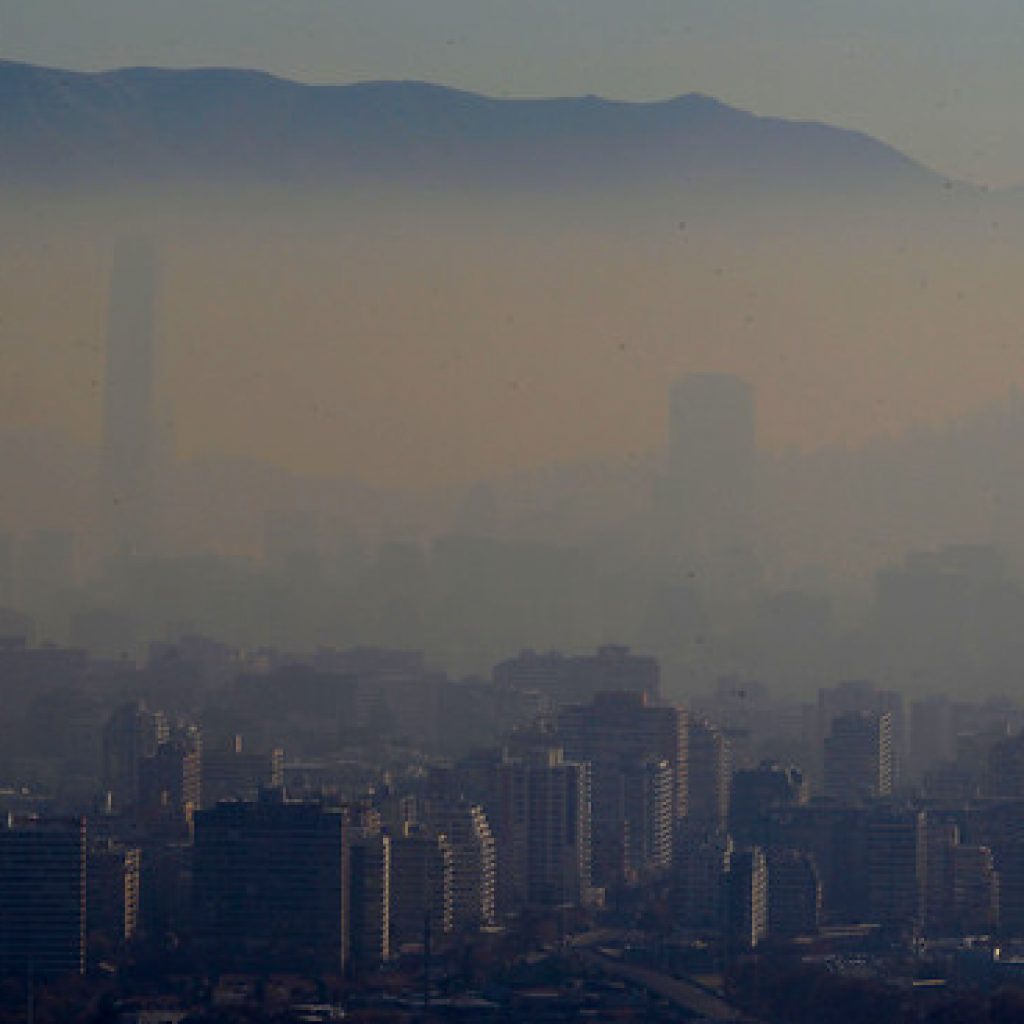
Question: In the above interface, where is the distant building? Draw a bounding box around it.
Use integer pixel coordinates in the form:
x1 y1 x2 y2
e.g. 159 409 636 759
201 736 283 807
765 804 867 925
349 832 390 971
725 847 768 951
865 806 925 936
686 718 731 833
818 681 904 787
495 645 661 707
954 844 999 935
193 791 349 973
676 830 732 931
664 372 756 558
101 237 160 560
824 711 893 804
560 690 687 819
137 726 201 829
102 701 168 811
767 849 821 937
988 733 1024 799
729 762 808 846
0 816 86 978
87 839 141 946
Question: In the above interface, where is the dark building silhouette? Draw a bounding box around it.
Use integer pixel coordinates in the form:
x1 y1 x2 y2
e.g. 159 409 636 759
686 718 731 833
101 700 168 811
767 848 822 937
87 839 141 947
0 816 86 978
389 824 453 950
348 831 390 971
865 805 926 936
724 846 768 951
729 762 808 846
192 791 349 973
495 747 594 908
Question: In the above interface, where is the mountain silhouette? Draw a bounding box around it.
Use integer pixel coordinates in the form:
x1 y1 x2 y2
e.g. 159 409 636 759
0 60 937 192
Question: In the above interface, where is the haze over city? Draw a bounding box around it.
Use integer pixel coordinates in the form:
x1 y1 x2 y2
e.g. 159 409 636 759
5 6 1024 1022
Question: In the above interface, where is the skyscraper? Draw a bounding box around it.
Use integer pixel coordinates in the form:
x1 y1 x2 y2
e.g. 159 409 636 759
665 372 756 557
101 237 160 561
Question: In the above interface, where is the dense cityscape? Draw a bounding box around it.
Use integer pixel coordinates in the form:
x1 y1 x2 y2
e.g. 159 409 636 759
6 21 1024 1022
3 249 1024 1021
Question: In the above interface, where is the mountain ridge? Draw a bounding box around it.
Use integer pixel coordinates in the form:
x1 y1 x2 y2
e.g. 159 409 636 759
0 59 938 192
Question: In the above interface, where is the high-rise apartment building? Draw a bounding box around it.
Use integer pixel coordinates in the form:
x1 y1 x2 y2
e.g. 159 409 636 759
686 718 731 833
496 748 594 909
725 847 768 951
349 832 391 971
87 839 141 946
389 824 453 949
818 681 904 787
559 690 687 820
428 804 496 931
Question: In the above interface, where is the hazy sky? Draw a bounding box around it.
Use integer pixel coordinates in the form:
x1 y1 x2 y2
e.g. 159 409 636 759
3 0 1024 186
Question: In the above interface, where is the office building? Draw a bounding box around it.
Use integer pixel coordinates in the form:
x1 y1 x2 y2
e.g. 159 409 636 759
193 791 349 973
0 816 86 978
865 806 926 936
